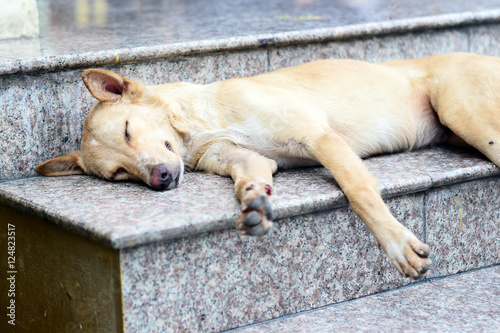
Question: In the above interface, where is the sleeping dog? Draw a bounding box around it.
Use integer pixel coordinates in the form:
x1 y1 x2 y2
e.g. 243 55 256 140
36 52 500 279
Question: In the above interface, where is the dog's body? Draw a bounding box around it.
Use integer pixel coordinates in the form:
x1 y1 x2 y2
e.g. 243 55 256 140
36 52 500 279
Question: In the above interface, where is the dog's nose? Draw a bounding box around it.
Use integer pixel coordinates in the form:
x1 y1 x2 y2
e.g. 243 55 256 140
150 164 173 190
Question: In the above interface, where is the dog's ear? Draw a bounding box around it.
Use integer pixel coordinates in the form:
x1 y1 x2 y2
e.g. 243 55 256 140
35 152 85 176
81 69 142 103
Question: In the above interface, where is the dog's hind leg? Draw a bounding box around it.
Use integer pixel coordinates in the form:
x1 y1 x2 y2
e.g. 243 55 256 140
195 140 278 236
441 112 500 168
306 131 431 279
423 53 500 167
433 98 500 168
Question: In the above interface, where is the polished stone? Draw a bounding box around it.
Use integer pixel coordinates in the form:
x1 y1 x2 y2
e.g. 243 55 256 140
426 178 500 278
1 2 500 332
469 23 500 56
2 152 498 331
268 28 469 69
0 147 498 249
232 265 500 333
120 193 424 332
2 0 500 74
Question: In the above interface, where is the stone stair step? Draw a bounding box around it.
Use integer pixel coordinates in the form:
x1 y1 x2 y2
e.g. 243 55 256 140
3 1 500 76
2 1 500 331
1 147 499 331
229 265 500 333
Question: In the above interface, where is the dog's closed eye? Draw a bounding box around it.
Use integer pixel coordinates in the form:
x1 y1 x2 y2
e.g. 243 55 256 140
125 120 131 142
165 141 173 152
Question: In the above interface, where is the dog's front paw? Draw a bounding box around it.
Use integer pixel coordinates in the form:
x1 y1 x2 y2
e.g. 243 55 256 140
237 195 273 236
383 230 431 280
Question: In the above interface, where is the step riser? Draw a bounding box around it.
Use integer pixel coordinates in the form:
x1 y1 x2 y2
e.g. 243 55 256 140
426 178 500 274
2 23 500 181
232 266 500 333
120 178 499 332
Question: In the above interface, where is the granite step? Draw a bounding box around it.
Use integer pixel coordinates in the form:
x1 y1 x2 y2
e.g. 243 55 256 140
1 1 500 332
1 146 499 332
228 265 500 333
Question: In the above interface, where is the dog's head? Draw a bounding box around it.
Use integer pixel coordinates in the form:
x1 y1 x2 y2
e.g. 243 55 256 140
35 69 184 191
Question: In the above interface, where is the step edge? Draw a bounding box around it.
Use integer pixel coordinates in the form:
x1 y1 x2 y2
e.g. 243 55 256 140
2 9 500 76
1 164 499 250
224 264 500 332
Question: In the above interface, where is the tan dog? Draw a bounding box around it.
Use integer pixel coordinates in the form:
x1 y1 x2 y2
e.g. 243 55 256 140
36 52 500 279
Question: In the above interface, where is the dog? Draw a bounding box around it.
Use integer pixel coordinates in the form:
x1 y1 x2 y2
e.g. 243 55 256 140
35 52 500 280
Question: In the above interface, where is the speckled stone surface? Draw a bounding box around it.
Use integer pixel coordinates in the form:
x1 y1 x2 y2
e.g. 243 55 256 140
120 193 425 332
0 147 498 249
2 2 500 332
3 0 500 75
469 24 500 56
268 28 469 69
114 153 498 331
231 265 500 333
367 146 500 188
426 178 500 278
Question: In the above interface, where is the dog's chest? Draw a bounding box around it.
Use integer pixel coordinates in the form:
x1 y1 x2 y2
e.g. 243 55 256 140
216 119 318 168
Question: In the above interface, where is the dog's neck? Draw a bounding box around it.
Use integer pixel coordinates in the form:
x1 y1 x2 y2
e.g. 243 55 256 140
151 82 228 169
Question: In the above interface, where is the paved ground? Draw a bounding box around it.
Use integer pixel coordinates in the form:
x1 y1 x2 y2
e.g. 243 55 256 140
230 265 500 332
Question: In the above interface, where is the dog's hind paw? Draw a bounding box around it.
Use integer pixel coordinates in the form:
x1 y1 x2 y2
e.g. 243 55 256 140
237 195 273 236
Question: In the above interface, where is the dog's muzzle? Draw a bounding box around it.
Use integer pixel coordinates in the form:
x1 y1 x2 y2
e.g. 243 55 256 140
150 164 181 191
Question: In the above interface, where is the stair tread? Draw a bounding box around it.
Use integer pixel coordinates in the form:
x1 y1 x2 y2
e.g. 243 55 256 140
2 0 500 75
0 146 498 249
230 265 500 333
